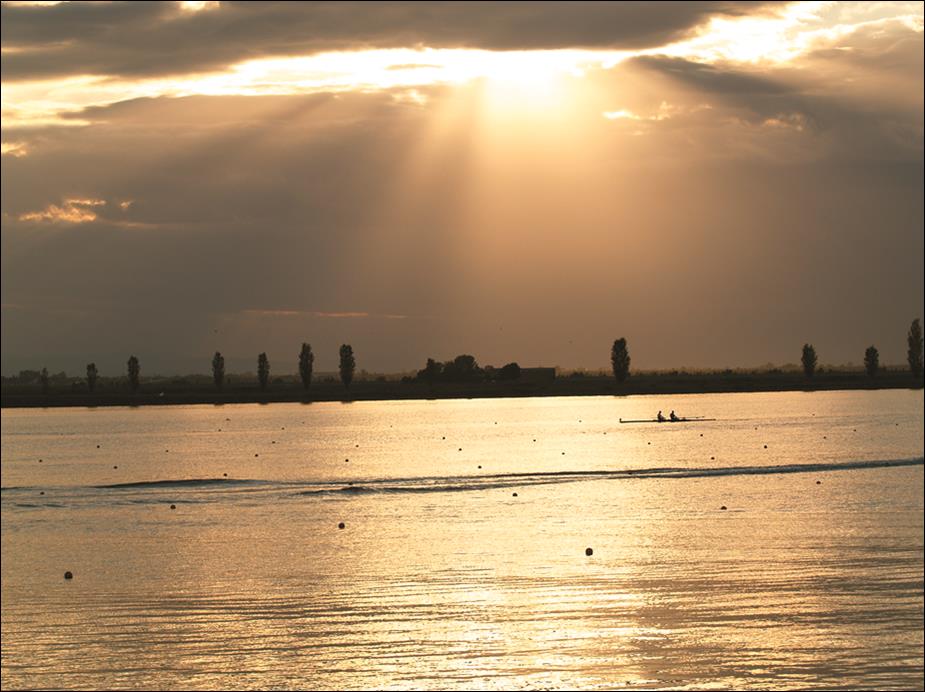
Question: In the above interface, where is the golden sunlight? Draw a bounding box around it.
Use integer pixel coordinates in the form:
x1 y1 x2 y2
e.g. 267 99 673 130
660 0 925 64
2 2 923 133
3 2 921 128
1 2 923 691
169 48 598 100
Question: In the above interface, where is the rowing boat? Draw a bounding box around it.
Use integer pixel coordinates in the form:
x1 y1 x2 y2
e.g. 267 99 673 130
619 417 717 424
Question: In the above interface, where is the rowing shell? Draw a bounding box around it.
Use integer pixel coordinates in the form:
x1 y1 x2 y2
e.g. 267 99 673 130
619 417 717 424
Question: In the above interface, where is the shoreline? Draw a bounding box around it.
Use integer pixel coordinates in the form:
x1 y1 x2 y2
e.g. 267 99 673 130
2 371 921 409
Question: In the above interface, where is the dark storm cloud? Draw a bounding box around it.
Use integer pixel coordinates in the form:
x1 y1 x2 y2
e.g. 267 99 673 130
1 0 784 80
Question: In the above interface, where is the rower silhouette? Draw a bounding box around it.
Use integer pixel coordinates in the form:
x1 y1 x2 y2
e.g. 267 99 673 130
657 410 666 422
670 410 679 422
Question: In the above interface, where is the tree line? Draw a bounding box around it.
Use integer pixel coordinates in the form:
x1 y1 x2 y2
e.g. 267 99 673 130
796 318 922 380
209 344 355 392
609 318 923 383
14 318 924 393
58 343 354 394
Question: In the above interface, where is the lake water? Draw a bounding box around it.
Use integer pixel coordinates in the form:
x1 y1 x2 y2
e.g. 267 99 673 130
2 390 923 690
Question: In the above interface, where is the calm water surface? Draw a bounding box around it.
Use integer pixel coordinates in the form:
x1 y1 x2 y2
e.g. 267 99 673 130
2 390 923 690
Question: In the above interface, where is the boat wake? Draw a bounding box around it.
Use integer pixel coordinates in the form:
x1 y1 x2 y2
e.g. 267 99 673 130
4 457 921 508
298 457 924 495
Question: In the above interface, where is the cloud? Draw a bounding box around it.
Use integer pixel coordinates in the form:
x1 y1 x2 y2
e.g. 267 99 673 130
598 19 923 163
1 13 921 374
1 141 29 157
1 90 456 368
603 101 695 121
628 54 788 95
242 309 408 319
18 197 105 223
0 1 784 81
15 195 147 227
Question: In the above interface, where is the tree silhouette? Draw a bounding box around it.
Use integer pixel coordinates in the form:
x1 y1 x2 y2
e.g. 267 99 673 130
909 319 923 380
442 354 481 382
421 357 441 387
127 355 140 392
257 352 270 390
863 346 879 378
299 343 314 390
801 343 817 379
498 362 521 380
212 351 225 390
339 344 355 388
611 338 631 383
40 367 49 394
86 363 98 392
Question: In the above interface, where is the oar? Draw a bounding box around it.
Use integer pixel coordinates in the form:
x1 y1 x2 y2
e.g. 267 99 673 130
619 417 717 424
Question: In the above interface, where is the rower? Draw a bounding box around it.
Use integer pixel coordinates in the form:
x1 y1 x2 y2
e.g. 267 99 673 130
669 410 679 422
657 410 666 422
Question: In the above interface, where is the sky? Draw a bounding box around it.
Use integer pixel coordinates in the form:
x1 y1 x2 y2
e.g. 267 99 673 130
2 1 923 376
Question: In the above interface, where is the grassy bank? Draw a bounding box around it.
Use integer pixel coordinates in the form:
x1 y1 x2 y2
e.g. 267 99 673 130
2 368 920 409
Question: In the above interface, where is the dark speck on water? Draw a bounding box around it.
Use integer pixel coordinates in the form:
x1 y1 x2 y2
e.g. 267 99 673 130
585 548 593 556
720 505 727 510
169 504 176 510
338 522 345 529
64 571 73 580
512 492 518 497
816 480 822 484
